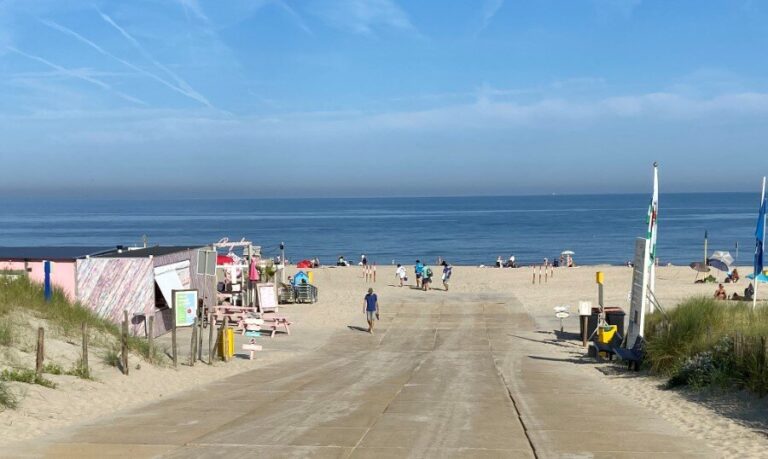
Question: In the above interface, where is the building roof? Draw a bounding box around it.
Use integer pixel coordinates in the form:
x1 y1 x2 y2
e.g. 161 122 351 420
0 247 112 261
95 246 204 258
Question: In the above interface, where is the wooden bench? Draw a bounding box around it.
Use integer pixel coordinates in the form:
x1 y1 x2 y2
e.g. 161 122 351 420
591 334 622 361
613 336 645 371
261 314 292 338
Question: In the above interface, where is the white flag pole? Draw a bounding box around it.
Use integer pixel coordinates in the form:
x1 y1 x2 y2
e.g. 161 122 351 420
754 176 766 310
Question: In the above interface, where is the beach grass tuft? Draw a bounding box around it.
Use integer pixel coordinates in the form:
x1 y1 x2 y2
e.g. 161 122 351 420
645 297 768 395
0 317 13 346
103 347 121 368
0 381 17 410
1 368 57 389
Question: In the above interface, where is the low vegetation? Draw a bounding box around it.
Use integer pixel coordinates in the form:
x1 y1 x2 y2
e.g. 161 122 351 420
0 381 17 410
0 368 57 389
644 297 768 395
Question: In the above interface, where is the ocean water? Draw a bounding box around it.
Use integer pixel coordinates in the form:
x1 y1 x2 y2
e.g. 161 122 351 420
0 193 761 266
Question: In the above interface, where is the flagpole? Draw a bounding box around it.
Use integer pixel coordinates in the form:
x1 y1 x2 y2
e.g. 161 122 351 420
755 176 766 309
647 163 659 314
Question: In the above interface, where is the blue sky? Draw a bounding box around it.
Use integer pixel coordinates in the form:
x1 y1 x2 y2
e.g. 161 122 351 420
1 0 767 197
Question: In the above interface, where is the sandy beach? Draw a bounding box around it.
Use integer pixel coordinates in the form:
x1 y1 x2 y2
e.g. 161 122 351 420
2 264 767 457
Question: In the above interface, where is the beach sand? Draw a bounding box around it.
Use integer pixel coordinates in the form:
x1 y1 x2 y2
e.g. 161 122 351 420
1 264 767 457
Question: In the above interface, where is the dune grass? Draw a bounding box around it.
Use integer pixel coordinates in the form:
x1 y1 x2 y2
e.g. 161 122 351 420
0 381 17 410
644 297 768 395
0 368 56 389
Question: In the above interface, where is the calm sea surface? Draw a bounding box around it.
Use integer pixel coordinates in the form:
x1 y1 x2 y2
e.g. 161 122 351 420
0 194 761 266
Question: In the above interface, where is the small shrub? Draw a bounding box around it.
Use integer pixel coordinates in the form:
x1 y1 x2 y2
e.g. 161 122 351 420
0 381 18 410
103 348 120 368
0 318 13 346
65 361 91 380
43 363 64 375
0 368 57 389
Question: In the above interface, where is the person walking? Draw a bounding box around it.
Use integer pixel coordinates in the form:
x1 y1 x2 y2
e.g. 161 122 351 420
422 263 433 291
441 261 452 291
363 288 379 334
395 264 407 287
415 259 424 288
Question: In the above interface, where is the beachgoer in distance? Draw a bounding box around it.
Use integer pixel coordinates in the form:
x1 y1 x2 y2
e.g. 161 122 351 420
363 287 379 334
726 268 740 283
714 284 727 300
395 264 407 287
731 282 755 301
361 254 368 266
496 256 503 268
337 255 347 266
422 264 433 291
415 259 424 288
441 261 452 291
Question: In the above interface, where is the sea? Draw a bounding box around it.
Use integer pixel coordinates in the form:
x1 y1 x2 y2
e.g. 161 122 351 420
0 193 761 266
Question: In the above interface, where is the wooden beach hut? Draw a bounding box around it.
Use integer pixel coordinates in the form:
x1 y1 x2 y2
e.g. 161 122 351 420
77 246 217 337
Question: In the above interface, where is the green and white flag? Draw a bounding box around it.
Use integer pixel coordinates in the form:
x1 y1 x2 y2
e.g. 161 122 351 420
646 163 659 308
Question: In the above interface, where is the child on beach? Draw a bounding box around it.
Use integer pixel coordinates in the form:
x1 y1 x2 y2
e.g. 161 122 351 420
415 260 424 288
395 264 407 287
363 288 379 334
422 264 433 291
441 261 452 291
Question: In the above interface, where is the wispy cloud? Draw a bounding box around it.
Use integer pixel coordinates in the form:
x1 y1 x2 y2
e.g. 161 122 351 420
274 0 313 35
97 9 214 108
477 0 504 33
6 46 147 105
175 0 209 22
310 0 415 35
40 18 216 108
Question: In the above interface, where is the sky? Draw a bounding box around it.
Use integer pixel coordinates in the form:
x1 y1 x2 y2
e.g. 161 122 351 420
1 0 767 198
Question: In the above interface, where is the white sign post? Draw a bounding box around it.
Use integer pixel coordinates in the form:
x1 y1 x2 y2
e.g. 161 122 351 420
627 238 649 347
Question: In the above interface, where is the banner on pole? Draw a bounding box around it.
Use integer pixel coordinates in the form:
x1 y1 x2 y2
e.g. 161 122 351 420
627 238 649 347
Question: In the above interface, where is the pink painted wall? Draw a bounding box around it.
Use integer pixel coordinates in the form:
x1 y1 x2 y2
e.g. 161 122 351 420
0 260 77 300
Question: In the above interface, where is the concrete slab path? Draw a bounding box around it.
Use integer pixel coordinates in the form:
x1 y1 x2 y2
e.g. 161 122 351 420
5 295 716 458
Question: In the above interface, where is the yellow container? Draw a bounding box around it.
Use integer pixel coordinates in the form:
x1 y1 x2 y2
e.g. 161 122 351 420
219 327 235 359
598 325 617 344
307 270 314 284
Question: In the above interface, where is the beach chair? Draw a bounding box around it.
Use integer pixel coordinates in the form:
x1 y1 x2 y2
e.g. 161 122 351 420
613 336 646 371
591 334 622 361
278 283 296 304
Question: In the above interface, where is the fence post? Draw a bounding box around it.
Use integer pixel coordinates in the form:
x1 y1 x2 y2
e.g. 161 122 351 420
172 314 178 368
81 322 89 379
35 327 44 376
147 315 154 363
208 313 215 365
122 311 129 375
189 317 198 366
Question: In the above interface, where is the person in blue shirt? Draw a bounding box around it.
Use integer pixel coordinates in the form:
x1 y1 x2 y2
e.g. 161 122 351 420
415 260 424 288
363 288 379 334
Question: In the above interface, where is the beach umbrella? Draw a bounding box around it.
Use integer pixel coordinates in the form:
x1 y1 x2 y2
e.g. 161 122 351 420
689 262 709 273
561 250 575 256
708 251 735 272
747 272 768 283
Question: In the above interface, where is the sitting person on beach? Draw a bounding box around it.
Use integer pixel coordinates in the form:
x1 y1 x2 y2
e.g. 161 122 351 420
726 268 740 283
732 283 754 301
496 256 503 268
714 283 727 300
337 256 348 266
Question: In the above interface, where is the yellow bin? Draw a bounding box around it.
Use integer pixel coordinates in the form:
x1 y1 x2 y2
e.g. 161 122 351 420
598 325 617 344
219 327 235 359
307 270 314 284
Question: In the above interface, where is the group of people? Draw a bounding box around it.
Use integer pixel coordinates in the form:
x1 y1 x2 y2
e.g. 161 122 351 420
715 280 754 301
495 255 517 268
394 259 453 291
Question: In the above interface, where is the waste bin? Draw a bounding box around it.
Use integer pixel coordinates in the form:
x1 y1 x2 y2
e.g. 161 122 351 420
586 307 625 339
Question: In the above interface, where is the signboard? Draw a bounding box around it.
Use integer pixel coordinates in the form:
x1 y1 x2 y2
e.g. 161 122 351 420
257 283 278 312
626 238 649 347
172 289 198 327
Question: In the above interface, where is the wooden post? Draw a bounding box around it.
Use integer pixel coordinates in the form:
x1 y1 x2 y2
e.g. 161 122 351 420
538 266 542 284
373 264 377 283
171 314 178 368
81 322 89 378
532 266 535 284
197 316 204 362
122 311 129 376
545 263 549 283
582 316 588 347
208 312 215 365
147 315 154 363
35 327 44 377
189 317 198 366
